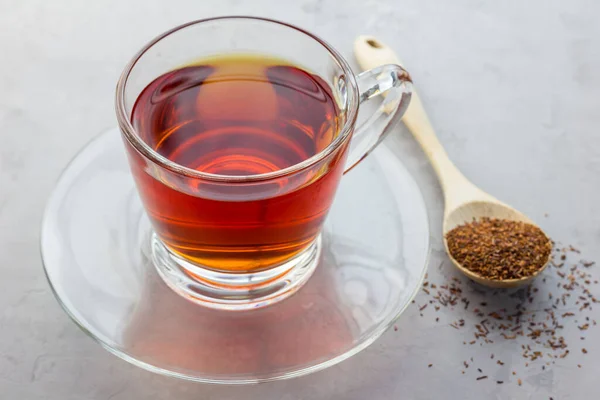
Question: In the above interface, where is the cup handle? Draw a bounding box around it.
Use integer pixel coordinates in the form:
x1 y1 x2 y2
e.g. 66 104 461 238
344 64 412 173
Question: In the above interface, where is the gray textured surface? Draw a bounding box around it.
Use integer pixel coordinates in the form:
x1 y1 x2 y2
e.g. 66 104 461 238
1 0 598 399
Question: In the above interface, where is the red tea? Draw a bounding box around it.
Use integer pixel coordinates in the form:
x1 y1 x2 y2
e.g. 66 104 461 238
128 55 346 272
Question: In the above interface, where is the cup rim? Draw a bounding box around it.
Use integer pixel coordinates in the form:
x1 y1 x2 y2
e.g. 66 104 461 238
115 16 359 183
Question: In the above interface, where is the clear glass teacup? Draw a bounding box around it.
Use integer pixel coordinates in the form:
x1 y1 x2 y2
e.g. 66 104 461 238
116 16 412 310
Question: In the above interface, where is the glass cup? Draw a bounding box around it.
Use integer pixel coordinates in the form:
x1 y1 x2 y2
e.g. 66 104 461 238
116 16 412 310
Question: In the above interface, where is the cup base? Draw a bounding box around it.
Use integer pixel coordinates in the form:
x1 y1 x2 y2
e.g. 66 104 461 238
151 233 321 310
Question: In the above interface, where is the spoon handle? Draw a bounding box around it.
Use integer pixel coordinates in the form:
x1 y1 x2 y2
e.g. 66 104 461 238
354 36 487 210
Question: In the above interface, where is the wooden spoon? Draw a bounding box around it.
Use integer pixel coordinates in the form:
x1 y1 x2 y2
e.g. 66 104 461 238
354 35 550 288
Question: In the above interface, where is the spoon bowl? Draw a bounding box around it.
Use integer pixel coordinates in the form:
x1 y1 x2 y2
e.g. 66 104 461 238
443 200 548 288
354 35 551 288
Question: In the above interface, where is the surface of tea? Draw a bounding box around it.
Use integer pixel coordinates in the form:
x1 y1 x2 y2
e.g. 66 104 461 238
132 55 339 176
128 55 346 272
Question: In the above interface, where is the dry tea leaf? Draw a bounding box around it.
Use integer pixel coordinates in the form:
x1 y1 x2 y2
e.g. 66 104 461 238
446 218 552 280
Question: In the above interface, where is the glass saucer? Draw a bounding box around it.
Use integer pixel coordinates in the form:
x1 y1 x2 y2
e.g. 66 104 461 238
41 128 430 384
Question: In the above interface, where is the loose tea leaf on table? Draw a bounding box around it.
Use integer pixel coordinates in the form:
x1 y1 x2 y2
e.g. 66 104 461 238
412 244 597 387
